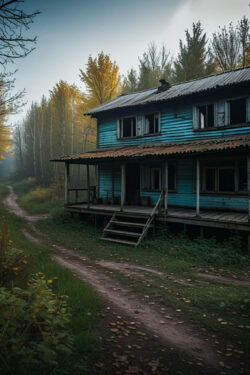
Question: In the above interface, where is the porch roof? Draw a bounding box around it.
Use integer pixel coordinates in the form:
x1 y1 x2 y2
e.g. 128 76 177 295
51 135 250 164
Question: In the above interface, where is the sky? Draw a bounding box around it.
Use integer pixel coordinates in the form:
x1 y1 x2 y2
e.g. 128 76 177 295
9 0 250 124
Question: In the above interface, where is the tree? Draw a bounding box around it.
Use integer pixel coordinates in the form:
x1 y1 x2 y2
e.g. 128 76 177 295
173 22 214 83
122 68 138 94
0 0 39 161
0 0 39 65
137 42 173 90
238 16 250 68
79 52 120 107
210 17 250 72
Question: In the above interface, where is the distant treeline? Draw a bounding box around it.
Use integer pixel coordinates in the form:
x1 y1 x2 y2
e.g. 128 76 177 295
12 18 249 186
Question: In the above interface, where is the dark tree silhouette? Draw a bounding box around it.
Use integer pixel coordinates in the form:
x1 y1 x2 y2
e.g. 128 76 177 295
0 0 40 65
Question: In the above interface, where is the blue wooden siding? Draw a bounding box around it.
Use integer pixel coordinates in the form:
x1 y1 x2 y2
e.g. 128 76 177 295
97 105 250 149
99 160 248 210
98 163 121 198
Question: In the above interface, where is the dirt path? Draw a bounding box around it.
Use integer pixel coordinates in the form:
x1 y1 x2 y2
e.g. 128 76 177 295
4 186 250 374
3 186 48 222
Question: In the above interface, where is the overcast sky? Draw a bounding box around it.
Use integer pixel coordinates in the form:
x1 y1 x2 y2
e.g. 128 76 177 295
10 0 249 124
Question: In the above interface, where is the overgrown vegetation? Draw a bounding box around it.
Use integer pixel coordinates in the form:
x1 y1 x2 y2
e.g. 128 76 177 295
0 185 101 374
13 178 64 214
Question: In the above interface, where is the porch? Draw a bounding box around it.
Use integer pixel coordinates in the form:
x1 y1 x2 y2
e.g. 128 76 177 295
65 203 250 231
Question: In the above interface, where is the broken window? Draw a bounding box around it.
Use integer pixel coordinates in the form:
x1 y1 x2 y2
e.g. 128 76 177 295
144 113 159 134
120 117 136 138
197 104 215 129
229 98 246 125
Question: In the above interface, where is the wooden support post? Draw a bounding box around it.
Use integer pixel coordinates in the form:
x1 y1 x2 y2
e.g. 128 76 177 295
111 167 115 202
196 159 200 217
164 160 168 215
95 164 99 200
248 155 250 222
248 233 250 254
120 163 126 211
64 163 70 205
87 164 90 208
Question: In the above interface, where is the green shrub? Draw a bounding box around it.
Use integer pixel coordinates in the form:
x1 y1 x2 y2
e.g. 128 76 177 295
0 224 28 287
0 274 73 374
143 228 248 268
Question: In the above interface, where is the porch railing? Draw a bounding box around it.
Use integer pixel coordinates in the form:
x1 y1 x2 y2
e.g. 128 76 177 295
67 187 96 205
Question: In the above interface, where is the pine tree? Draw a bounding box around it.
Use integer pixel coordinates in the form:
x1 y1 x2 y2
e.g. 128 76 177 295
173 22 214 83
122 68 138 94
137 43 173 90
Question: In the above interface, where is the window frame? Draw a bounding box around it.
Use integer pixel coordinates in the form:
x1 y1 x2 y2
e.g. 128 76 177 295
226 96 248 126
197 103 216 129
201 159 247 195
193 96 250 131
150 167 162 191
141 163 177 193
119 116 137 139
144 112 161 136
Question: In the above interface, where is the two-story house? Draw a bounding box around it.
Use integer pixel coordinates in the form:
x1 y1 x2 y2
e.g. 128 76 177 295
53 67 250 247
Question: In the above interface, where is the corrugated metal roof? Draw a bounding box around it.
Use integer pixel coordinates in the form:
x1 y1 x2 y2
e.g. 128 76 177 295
86 67 250 116
52 135 250 163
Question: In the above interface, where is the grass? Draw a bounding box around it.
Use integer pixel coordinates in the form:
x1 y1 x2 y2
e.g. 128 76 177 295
7 181 250 361
0 184 102 374
35 214 250 355
12 179 64 214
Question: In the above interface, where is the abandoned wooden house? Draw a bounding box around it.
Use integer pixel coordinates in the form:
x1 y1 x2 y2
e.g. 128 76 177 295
52 67 250 247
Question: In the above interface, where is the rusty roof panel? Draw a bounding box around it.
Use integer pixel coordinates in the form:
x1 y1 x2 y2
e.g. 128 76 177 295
86 67 250 116
52 135 250 163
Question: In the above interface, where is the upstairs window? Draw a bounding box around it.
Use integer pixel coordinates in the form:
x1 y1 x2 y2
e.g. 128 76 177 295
120 117 136 138
144 113 159 135
197 104 215 129
228 98 246 125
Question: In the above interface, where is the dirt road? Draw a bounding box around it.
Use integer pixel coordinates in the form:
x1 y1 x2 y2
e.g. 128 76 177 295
3 186 249 375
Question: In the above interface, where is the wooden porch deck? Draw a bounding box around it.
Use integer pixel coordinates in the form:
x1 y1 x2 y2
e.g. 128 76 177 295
65 203 250 231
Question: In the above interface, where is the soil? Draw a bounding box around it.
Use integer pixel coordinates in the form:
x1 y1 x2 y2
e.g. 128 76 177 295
3 186 250 374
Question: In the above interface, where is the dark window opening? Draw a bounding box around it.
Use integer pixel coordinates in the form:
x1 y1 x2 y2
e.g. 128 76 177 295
151 168 161 190
122 117 136 138
205 168 216 191
229 98 246 125
202 160 247 194
218 168 235 192
198 104 214 129
168 164 176 191
145 113 159 134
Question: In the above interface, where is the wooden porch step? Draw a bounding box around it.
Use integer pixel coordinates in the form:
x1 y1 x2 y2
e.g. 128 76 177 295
111 220 145 228
100 237 137 246
104 229 141 237
115 213 149 220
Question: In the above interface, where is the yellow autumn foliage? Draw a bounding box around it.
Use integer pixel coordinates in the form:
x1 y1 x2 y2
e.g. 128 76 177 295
0 121 11 161
80 51 120 108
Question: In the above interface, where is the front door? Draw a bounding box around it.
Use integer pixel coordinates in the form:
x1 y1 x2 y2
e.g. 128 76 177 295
126 163 140 205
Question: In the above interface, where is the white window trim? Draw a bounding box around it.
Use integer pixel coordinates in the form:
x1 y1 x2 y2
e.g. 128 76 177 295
143 112 161 135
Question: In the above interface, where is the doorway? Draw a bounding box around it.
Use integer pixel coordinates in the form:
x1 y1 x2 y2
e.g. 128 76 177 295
126 163 140 205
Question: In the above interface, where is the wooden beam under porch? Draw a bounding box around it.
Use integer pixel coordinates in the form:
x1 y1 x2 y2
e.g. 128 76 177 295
65 203 250 232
